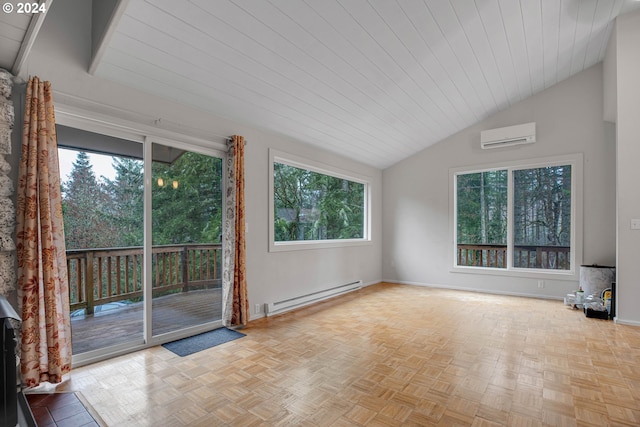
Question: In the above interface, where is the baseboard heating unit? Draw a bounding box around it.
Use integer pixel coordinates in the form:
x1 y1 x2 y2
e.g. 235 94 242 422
264 280 362 317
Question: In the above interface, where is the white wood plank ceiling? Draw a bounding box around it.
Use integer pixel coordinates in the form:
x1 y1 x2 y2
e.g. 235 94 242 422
0 0 52 74
78 0 640 168
0 9 33 71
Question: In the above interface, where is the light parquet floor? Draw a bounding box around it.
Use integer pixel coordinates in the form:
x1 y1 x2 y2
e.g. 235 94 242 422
54 282 640 426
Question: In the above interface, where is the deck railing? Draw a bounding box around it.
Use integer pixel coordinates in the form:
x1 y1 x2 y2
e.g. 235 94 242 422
457 244 570 270
66 243 222 314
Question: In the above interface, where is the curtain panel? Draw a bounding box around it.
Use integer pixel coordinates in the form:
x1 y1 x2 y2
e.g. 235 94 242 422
222 135 249 327
16 77 72 387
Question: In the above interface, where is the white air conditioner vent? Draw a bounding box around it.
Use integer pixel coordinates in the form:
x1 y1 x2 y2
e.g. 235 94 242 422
480 122 536 149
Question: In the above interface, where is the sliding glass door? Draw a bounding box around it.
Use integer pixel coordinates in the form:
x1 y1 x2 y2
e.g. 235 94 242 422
150 142 223 336
58 126 146 356
58 123 224 361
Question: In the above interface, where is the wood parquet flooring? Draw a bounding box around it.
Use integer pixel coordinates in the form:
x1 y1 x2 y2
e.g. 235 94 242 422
55 282 640 426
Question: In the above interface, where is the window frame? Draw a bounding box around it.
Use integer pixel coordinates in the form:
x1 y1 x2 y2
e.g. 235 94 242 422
450 154 583 281
269 149 372 252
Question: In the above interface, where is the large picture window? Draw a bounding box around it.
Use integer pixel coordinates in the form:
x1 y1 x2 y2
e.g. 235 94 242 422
453 155 581 276
269 150 370 251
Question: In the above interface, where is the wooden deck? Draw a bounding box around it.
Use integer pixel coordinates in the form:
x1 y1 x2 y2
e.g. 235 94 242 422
70 288 222 354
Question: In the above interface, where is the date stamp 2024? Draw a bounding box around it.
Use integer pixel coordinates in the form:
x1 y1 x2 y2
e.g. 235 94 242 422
3 2 47 14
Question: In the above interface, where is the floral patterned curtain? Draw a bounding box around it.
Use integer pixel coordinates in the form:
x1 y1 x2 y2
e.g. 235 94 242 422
16 77 72 387
222 135 248 327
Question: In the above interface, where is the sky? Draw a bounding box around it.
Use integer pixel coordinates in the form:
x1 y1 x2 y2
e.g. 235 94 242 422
58 148 117 183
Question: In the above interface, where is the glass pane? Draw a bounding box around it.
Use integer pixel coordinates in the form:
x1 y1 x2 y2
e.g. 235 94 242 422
273 162 365 241
456 170 508 268
59 140 145 355
151 144 223 335
513 165 571 270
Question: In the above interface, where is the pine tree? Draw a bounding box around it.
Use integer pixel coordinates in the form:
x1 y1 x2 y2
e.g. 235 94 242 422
273 163 365 241
62 152 115 249
151 151 222 245
104 157 144 247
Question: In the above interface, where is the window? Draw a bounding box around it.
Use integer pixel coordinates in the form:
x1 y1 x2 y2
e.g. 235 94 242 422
456 170 508 268
269 150 370 251
513 166 572 270
453 155 581 276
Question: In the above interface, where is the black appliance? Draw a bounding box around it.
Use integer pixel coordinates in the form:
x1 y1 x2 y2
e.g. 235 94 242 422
0 295 20 427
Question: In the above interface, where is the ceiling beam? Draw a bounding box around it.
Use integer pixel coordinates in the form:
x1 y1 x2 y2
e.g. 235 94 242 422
12 0 54 75
88 0 129 75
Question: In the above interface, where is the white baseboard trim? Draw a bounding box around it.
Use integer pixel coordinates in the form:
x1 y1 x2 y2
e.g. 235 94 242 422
251 279 382 322
614 318 640 327
384 279 564 301
363 279 383 287
251 312 266 321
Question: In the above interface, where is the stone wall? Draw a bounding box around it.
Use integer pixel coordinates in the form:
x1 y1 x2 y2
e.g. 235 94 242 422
0 69 16 298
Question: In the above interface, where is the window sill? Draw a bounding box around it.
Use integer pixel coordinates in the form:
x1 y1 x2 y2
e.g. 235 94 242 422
450 265 578 282
269 239 372 252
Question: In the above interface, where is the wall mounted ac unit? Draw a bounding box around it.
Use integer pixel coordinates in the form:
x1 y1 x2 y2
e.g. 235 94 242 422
480 122 536 149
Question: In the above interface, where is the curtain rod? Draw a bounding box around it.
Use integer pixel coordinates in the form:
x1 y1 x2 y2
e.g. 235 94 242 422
227 137 247 145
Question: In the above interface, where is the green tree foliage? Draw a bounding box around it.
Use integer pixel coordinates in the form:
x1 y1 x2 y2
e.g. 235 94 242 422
152 151 222 245
513 165 571 247
61 149 222 250
457 166 571 248
273 163 365 241
62 152 118 249
456 170 507 245
103 157 144 247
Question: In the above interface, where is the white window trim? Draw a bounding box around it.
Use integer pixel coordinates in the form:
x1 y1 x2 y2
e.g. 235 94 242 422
269 149 372 252
449 153 583 281
54 102 228 152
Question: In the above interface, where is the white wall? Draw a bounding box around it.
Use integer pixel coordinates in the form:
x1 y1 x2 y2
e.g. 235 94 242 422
13 0 382 318
603 27 617 124
382 64 616 299
613 10 640 326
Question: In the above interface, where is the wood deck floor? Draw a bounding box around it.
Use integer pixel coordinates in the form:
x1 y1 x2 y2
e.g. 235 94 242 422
57 283 640 426
71 288 222 354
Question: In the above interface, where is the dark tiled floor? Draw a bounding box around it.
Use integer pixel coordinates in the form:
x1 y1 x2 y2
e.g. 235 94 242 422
26 392 98 427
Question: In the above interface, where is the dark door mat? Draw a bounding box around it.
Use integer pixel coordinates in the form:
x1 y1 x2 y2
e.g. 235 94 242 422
25 391 105 427
162 327 246 356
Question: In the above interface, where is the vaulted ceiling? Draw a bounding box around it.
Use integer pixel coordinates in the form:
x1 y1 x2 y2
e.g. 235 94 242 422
3 0 640 168
0 0 49 74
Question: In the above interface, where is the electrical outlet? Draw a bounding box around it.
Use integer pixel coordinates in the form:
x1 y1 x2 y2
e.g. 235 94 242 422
537 280 544 289
254 303 261 314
